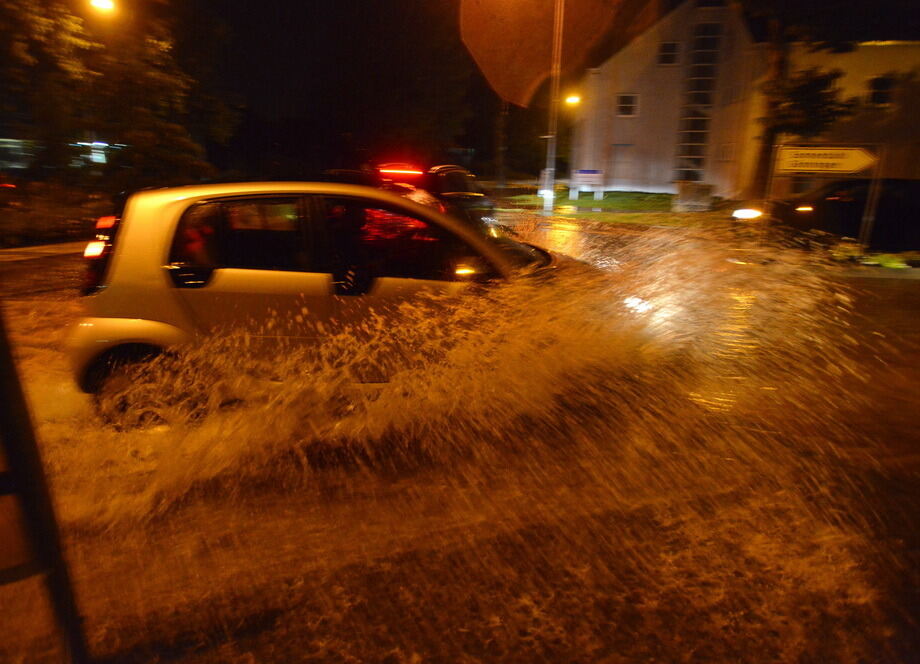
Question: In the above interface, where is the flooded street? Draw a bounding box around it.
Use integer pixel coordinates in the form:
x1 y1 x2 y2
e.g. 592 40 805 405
1 216 918 663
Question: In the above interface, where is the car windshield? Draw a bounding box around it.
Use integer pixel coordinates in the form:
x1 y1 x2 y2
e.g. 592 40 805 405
358 176 541 271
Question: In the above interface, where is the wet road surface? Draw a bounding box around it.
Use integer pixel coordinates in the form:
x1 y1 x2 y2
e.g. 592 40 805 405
1 225 918 663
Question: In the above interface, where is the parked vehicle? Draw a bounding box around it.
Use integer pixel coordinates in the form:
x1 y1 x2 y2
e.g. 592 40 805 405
732 179 920 252
325 163 498 231
69 182 553 399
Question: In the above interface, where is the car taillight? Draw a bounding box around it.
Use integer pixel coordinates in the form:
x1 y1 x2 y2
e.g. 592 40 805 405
81 215 120 295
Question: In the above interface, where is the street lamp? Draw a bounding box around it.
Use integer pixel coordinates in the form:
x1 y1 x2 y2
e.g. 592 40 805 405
540 0 565 214
563 93 581 194
89 0 116 12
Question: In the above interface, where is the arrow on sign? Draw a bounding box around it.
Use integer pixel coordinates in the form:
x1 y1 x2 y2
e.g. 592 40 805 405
775 147 877 174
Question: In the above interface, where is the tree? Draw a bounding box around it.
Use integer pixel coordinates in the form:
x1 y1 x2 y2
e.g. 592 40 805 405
762 67 855 136
0 0 95 169
81 10 215 189
172 0 242 157
0 0 220 189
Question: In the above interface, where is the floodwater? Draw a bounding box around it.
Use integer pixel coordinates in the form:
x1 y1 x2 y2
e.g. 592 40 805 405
2 216 917 662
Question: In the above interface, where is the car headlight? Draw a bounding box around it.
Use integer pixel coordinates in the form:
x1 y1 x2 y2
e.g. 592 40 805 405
794 205 814 213
731 208 763 220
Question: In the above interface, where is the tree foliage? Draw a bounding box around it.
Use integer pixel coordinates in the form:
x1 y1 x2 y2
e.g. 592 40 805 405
0 0 95 169
761 67 855 138
0 0 93 87
0 0 224 188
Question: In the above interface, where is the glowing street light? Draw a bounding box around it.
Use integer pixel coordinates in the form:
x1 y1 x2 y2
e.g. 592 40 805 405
89 0 116 12
564 94 581 106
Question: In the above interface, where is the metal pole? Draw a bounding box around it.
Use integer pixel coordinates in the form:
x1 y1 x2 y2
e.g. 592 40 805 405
0 308 89 663
496 100 509 191
542 0 565 214
858 145 885 251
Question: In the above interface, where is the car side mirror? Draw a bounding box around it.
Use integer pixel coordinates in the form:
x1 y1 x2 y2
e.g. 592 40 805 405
452 255 497 283
165 262 215 288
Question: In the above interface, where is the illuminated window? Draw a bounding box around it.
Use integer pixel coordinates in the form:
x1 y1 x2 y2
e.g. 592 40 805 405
867 76 894 106
658 42 679 65
616 94 638 117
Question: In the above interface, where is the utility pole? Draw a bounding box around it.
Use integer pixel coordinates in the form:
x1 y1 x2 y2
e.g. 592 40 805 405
495 100 509 191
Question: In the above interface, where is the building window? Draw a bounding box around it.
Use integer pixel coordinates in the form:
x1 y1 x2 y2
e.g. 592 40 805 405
658 42 679 65
672 22 724 183
616 94 638 117
867 76 894 106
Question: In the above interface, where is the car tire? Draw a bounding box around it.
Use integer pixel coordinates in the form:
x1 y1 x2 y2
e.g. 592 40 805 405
92 357 170 430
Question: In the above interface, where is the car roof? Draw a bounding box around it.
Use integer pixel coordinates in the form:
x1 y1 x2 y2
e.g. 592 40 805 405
126 181 516 278
428 164 473 175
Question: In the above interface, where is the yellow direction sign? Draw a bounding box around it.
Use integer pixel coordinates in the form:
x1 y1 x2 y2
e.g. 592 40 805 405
776 147 877 174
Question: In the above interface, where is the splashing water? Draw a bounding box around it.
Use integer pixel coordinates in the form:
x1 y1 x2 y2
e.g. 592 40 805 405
4 219 912 662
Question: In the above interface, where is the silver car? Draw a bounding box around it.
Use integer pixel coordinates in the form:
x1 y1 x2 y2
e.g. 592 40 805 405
69 182 552 396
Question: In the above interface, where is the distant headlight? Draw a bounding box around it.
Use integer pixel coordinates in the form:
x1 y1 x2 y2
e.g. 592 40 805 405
731 208 763 220
795 205 814 212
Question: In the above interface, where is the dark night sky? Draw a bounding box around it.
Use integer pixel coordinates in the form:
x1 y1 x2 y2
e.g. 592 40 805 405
221 1 367 120
208 0 506 174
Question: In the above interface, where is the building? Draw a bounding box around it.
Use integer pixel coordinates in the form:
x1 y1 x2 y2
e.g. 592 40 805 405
569 0 920 199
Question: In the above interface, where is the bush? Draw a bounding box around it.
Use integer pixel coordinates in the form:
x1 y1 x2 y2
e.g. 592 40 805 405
0 182 110 247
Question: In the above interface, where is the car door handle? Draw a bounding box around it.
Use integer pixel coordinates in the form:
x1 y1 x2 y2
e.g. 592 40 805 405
165 263 215 288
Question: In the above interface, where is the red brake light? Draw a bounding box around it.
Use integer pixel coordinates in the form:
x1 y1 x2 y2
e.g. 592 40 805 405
95 215 117 229
379 168 424 176
0 183 15 189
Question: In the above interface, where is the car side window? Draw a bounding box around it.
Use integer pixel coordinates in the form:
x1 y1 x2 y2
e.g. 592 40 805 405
321 197 478 289
171 198 310 271
222 198 307 270
170 203 221 266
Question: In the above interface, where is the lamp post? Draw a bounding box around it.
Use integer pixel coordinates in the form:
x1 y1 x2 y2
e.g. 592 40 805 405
540 0 565 214
563 93 581 196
